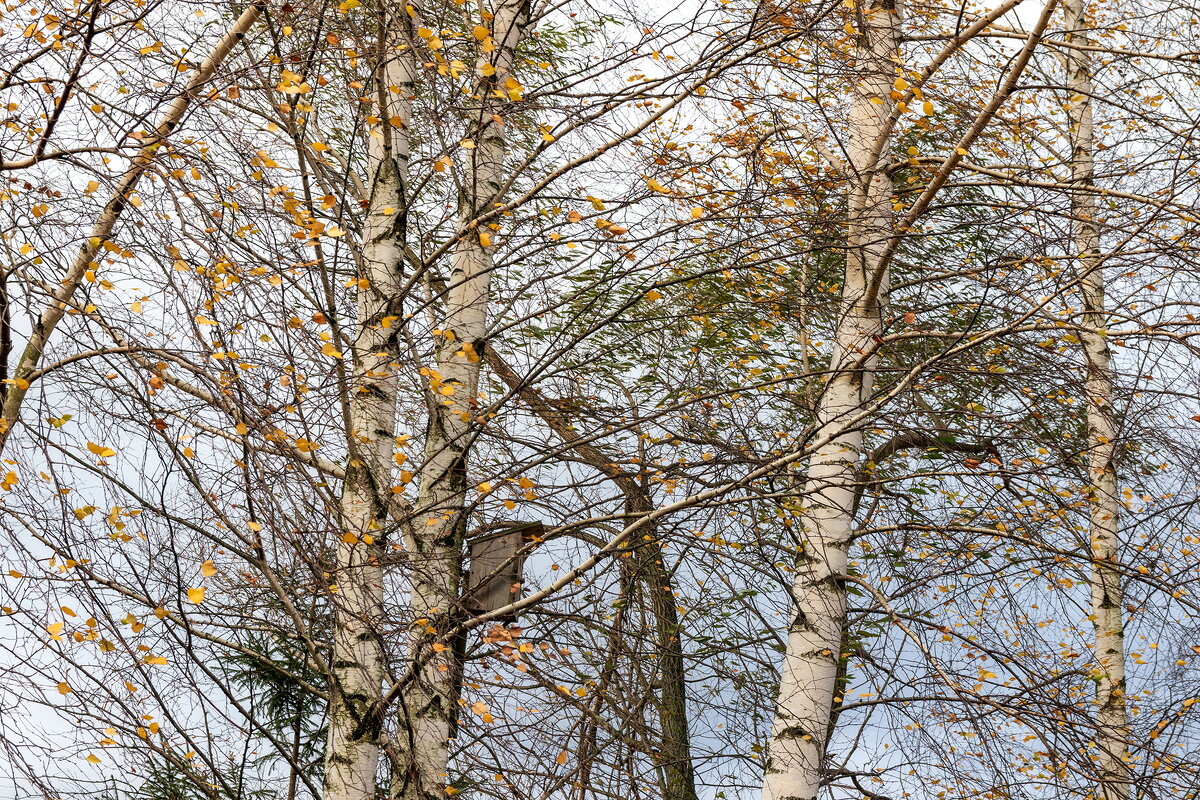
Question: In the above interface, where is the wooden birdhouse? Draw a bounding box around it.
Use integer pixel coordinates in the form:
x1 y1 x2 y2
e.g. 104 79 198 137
464 521 543 621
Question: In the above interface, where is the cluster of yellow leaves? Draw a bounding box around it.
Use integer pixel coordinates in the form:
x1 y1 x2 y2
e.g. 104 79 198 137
276 69 312 95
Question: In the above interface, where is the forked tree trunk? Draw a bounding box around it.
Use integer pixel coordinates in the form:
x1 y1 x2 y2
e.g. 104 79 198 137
391 4 529 798
761 2 900 797
1065 0 1132 796
323 24 415 800
0 2 264 456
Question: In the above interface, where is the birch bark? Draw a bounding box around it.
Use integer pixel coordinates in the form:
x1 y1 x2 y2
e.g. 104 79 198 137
761 2 899 797
1065 1 1132 795
391 4 529 798
323 22 415 800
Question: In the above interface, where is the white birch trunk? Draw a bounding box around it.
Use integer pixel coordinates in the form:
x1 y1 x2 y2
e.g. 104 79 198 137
391 4 529 798
0 2 264 455
323 35 415 800
762 2 900 797
1065 1 1131 796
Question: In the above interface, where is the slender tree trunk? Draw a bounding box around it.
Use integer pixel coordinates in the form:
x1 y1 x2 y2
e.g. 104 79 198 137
1065 1 1131 796
761 2 899 797
323 22 414 800
626 492 699 800
0 1 264 455
287 717 302 800
390 5 529 798
486 351 699 799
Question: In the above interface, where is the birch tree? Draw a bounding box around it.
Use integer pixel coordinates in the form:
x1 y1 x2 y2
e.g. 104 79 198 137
1065 0 1131 794
389 1 530 797
322 5 415 800
3 2 1200 800
762 1 901 794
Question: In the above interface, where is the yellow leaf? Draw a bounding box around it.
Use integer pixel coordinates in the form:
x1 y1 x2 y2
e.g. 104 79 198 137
646 178 669 193
518 476 535 489
556 750 568 765
57 681 73 695
321 342 343 359
143 655 168 665
87 442 116 457
472 24 490 40
84 180 99 195
478 231 492 247
86 754 101 764
200 560 218 577
644 289 663 301
186 587 206 604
